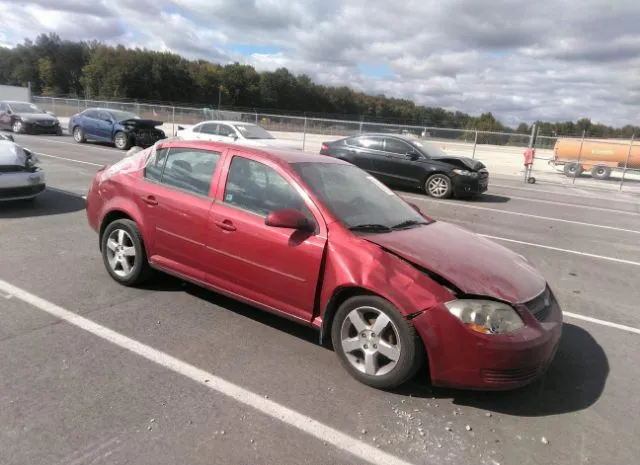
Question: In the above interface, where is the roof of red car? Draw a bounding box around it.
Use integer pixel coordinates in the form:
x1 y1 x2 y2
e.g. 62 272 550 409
159 139 349 166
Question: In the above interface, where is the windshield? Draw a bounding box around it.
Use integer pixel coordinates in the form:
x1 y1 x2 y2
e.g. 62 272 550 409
291 162 430 231
9 103 44 114
410 139 447 157
109 110 141 121
234 124 275 139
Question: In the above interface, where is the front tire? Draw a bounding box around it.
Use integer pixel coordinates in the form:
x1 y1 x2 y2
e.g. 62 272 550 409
424 173 453 198
331 295 425 389
101 219 153 286
114 131 131 150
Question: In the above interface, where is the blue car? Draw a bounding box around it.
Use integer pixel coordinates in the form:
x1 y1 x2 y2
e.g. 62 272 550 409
69 108 166 150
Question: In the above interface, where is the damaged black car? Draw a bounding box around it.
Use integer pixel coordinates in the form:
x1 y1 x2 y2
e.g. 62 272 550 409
319 133 489 199
68 108 166 151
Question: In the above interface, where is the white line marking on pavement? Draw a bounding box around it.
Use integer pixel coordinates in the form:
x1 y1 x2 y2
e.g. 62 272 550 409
0 278 417 465
37 152 104 167
481 234 640 266
564 312 640 335
403 195 640 235
490 183 640 204
28 136 119 154
502 194 640 216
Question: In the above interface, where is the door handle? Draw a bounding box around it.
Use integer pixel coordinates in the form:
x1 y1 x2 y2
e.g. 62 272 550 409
142 195 158 206
214 220 236 231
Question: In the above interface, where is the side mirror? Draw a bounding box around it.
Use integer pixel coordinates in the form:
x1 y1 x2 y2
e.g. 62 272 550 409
265 208 315 231
407 202 421 213
228 133 238 141
406 151 420 161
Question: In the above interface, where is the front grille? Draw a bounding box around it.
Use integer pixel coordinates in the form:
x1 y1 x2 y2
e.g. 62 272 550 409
524 286 552 322
0 165 27 173
0 184 45 198
481 365 542 385
36 120 55 126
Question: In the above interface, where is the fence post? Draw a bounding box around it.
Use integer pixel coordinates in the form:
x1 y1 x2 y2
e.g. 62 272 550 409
572 129 586 185
254 110 258 124
172 106 176 137
359 115 364 134
472 130 478 159
302 116 308 151
619 134 635 191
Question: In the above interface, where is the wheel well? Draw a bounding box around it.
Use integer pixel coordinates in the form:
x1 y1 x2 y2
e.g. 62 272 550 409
423 171 449 186
99 210 133 251
319 286 378 347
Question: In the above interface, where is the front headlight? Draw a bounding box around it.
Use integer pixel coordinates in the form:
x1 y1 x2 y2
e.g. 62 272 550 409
452 169 479 178
445 299 525 334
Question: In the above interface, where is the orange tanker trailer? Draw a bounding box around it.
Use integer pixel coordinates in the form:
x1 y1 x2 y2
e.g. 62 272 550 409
551 137 640 179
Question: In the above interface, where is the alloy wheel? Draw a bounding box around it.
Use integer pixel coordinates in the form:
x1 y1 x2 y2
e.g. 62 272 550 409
105 228 137 278
339 306 402 377
427 175 450 198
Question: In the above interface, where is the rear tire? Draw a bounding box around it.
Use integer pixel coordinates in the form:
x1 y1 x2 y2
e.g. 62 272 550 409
591 165 611 180
331 295 425 389
563 162 583 177
100 219 153 286
73 126 86 143
424 173 453 199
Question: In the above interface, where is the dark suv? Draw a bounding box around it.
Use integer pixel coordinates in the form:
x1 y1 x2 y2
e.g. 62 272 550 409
320 134 488 199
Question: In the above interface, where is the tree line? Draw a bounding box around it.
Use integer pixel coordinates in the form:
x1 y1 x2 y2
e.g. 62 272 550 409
1 33 638 139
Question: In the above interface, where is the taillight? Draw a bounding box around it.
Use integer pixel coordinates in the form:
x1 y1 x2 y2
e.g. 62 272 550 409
321 143 329 153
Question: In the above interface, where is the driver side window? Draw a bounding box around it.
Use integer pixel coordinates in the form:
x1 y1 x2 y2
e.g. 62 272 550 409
383 138 413 155
223 155 312 219
217 124 235 137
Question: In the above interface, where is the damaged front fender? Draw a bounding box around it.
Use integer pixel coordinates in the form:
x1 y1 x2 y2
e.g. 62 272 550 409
317 227 455 342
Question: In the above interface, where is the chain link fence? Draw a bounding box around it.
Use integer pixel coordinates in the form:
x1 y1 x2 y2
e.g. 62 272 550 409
29 96 640 193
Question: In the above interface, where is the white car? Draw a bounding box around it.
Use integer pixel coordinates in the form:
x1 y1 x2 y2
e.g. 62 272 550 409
175 120 301 150
0 139 45 202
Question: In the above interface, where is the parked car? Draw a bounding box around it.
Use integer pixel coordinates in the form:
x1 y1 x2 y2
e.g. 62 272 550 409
176 120 300 150
0 100 62 135
320 133 489 199
69 108 166 150
0 138 45 202
85 140 562 391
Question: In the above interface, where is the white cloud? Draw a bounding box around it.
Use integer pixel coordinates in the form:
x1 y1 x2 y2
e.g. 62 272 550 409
1 0 640 127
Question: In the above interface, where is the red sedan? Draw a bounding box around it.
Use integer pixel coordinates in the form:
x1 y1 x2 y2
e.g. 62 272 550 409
85 140 563 390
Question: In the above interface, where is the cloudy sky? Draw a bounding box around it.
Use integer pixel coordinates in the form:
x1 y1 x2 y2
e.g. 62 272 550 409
1 0 639 126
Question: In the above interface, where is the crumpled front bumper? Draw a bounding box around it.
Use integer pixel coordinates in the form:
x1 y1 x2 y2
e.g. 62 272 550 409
0 170 46 200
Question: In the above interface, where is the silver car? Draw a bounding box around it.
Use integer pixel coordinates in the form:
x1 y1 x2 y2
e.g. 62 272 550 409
0 136 46 202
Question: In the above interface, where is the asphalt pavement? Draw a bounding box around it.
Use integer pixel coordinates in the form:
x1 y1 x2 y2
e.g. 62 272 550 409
1 133 640 465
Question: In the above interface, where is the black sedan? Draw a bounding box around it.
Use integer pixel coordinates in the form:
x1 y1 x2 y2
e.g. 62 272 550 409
320 133 488 199
0 100 63 135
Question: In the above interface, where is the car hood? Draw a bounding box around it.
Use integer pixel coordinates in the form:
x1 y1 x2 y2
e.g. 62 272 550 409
0 140 29 166
119 118 163 128
364 221 546 304
430 155 486 171
16 112 58 122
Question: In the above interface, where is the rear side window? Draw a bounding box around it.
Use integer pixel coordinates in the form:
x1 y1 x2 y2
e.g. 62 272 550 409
199 123 217 134
347 136 383 151
161 148 222 197
143 148 168 182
